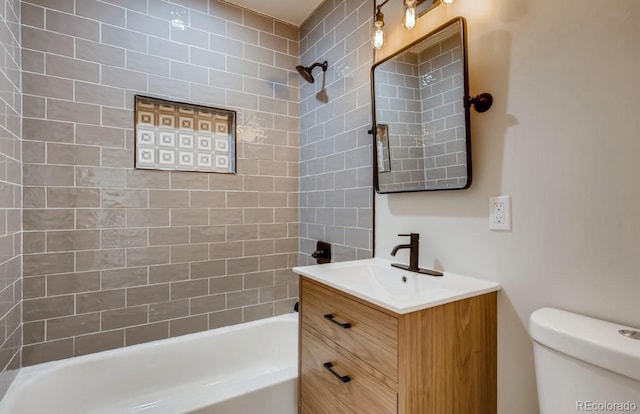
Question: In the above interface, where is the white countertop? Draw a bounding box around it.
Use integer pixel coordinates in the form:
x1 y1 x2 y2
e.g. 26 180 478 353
293 257 501 314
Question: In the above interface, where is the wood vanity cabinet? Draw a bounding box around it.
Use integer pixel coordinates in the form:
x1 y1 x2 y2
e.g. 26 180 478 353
298 277 497 414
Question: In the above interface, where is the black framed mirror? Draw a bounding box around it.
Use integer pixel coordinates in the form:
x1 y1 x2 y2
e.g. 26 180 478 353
371 17 471 193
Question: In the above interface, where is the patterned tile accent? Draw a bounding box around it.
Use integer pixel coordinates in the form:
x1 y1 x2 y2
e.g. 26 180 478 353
135 96 236 173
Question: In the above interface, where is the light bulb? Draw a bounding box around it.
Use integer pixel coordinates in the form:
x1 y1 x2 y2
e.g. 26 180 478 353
372 9 385 50
372 25 384 50
403 0 416 30
441 0 454 4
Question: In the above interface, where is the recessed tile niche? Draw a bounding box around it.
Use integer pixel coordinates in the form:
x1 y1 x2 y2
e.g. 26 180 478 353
134 95 236 173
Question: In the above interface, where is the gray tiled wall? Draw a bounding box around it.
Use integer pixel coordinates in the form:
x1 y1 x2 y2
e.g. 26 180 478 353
298 0 373 264
21 0 299 366
419 34 466 188
0 0 22 398
374 53 426 191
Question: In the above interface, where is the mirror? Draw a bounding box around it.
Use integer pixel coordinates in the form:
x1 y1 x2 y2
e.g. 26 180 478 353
371 17 471 193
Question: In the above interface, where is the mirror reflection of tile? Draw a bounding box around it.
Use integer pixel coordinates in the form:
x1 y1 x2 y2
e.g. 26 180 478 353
374 19 468 193
134 95 236 173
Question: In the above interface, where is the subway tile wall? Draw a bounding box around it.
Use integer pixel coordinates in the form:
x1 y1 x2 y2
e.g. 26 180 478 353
21 0 300 366
418 34 467 188
298 0 373 264
374 53 427 192
0 0 22 398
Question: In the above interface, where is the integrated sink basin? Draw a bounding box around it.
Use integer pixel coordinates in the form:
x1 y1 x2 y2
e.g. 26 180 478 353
293 257 501 314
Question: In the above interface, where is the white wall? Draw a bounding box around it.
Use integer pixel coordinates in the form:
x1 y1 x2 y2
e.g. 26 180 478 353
374 1 640 413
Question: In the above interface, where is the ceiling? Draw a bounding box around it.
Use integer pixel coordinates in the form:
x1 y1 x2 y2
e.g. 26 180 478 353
225 0 325 26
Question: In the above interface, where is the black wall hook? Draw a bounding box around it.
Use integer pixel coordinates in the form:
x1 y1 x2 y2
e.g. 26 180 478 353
466 93 493 113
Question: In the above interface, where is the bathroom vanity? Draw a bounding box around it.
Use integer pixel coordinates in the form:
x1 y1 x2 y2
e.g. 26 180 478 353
293 258 501 414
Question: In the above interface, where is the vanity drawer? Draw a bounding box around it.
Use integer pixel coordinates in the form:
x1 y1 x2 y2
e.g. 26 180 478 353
300 328 397 414
301 278 398 382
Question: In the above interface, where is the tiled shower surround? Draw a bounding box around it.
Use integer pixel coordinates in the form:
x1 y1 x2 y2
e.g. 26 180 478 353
0 0 22 396
21 0 301 366
298 0 373 264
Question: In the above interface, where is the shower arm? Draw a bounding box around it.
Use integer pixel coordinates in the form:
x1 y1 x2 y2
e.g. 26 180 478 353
309 61 328 72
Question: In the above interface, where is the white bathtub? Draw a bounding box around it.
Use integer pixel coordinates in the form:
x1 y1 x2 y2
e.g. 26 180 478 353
0 313 298 414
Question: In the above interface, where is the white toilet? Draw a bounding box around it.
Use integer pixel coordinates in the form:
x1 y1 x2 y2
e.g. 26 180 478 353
530 307 640 413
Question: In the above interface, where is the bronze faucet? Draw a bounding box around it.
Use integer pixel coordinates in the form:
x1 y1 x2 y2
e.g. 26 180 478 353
390 233 443 276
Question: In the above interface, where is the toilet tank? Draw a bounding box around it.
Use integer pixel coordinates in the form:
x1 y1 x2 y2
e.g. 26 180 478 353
530 307 640 414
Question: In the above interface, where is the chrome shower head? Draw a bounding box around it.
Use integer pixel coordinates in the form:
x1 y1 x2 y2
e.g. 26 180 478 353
296 61 328 84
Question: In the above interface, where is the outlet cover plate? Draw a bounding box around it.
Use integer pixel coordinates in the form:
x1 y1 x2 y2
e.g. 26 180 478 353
489 196 511 231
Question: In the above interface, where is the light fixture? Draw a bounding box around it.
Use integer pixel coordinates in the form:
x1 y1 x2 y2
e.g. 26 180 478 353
372 2 387 50
402 0 417 30
372 0 455 50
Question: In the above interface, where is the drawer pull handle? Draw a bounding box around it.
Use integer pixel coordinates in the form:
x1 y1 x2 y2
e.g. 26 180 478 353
324 314 352 329
323 362 351 383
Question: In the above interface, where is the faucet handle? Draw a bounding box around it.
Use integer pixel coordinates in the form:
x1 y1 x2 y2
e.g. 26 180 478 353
398 233 419 238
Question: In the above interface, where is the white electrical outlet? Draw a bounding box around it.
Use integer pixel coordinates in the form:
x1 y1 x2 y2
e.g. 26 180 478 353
489 196 511 231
